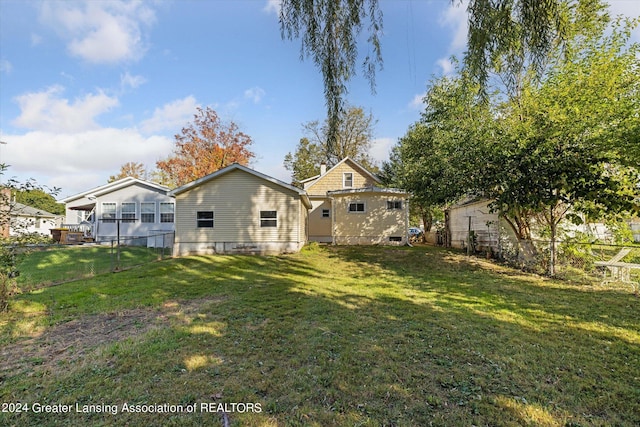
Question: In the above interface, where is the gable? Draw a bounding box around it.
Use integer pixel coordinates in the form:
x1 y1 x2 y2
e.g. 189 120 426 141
305 158 380 196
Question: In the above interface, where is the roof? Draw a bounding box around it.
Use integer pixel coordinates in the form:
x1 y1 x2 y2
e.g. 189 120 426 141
61 177 170 203
169 163 312 209
328 186 409 197
10 202 59 218
304 157 381 190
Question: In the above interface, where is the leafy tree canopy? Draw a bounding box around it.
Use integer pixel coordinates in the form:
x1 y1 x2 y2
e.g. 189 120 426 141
284 105 378 186
13 189 65 216
109 162 148 183
156 107 255 188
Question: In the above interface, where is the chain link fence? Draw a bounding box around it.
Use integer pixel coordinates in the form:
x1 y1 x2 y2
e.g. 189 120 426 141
495 237 640 288
16 232 174 289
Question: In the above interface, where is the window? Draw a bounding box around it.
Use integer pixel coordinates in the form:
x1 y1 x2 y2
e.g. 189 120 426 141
122 202 136 223
160 202 174 223
389 236 403 242
141 202 155 223
343 172 353 188
387 200 403 210
348 202 365 213
322 209 330 218
197 211 214 228
260 210 277 227
102 203 116 223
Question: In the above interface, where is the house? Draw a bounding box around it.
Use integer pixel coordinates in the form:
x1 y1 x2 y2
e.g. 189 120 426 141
446 197 639 252
445 198 505 252
9 202 62 237
61 177 175 244
169 163 311 255
301 157 410 245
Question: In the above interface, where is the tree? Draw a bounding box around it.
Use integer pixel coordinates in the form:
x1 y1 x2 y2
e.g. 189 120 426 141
156 107 255 187
464 12 640 275
0 166 60 311
109 162 148 182
381 72 488 238
283 137 324 186
14 188 65 216
284 105 378 185
279 0 383 158
279 0 567 151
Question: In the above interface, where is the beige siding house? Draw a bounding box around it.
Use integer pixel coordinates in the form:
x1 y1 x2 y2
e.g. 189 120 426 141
169 163 311 255
301 158 409 245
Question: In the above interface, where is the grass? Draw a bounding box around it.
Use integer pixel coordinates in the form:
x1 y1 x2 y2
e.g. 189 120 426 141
15 244 170 288
1 244 639 426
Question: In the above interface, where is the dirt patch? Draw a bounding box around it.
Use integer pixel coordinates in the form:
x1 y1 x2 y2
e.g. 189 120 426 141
0 296 226 377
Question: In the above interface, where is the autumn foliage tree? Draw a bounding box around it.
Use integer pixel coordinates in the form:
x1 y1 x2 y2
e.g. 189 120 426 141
156 107 255 187
109 162 147 182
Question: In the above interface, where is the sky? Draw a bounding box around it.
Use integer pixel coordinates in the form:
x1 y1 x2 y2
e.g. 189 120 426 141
0 0 638 200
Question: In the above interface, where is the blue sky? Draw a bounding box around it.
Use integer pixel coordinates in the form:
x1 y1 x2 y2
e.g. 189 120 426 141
0 0 637 199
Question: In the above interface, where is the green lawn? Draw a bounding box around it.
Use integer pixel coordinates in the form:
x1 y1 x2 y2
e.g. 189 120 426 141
16 244 170 288
1 245 638 426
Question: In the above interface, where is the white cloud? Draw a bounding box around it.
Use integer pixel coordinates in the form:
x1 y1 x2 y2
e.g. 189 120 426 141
436 58 454 75
140 96 199 134
0 59 12 74
436 0 469 75
263 0 281 15
370 137 395 163
120 72 146 90
244 87 266 104
13 85 119 133
3 129 173 197
39 1 156 64
408 92 426 110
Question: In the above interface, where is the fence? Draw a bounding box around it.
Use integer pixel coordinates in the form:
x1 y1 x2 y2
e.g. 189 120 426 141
492 238 640 287
16 232 174 289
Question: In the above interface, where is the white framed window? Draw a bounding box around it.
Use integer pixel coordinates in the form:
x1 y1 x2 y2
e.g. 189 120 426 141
322 209 330 218
260 210 277 227
160 202 174 223
197 211 214 228
122 202 136 223
348 202 365 213
102 202 116 223
141 202 155 223
387 200 402 210
343 172 353 188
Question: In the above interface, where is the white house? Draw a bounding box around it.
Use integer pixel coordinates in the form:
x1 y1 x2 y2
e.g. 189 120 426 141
61 177 175 244
10 202 62 237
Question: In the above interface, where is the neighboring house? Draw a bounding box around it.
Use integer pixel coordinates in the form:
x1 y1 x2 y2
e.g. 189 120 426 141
446 198 506 251
301 157 410 245
61 177 175 244
169 163 312 256
10 202 62 237
447 197 640 251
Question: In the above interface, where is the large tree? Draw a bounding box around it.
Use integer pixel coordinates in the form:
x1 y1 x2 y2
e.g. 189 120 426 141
284 105 378 185
388 7 639 276
381 72 490 237
14 188 64 216
156 107 254 187
109 162 147 183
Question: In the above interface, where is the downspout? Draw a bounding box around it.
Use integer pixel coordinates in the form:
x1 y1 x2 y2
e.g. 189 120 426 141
330 195 336 245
